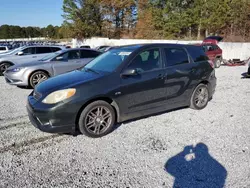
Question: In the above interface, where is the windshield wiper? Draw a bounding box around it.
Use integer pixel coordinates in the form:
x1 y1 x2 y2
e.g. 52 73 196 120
84 67 99 74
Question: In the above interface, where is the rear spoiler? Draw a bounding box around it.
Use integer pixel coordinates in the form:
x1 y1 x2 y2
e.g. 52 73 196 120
202 36 223 45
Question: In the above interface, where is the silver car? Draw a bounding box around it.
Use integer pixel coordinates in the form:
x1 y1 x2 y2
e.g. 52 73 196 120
0 45 64 75
4 48 101 88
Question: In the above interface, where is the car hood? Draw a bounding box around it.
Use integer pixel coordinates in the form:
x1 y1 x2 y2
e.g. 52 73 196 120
35 70 106 95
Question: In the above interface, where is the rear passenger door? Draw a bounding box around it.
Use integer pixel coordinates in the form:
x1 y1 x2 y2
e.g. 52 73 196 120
52 50 81 75
80 50 101 67
163 48 195 107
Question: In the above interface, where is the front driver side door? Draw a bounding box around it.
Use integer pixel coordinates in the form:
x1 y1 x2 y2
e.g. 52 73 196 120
116 48 167 120
52 50 81 76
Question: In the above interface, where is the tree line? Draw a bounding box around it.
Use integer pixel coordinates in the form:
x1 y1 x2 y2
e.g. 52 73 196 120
0 24 71 39
62 0 250 41
1 0 250 41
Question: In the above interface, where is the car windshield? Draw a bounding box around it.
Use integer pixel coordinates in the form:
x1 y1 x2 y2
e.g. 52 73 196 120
83 48 136 73
39 52 61 61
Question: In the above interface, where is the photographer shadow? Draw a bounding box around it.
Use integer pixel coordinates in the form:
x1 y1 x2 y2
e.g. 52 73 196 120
165 143 227 188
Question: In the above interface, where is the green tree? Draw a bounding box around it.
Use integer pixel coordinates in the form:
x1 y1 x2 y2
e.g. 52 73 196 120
62 0 103 38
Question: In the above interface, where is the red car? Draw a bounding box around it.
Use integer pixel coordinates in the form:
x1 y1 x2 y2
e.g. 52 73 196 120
197 36 223 68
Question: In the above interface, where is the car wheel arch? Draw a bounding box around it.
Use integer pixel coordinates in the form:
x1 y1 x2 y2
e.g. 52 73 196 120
28 69 51 80
75 97 120 129
28 69 51 87
0 61 14 65
189 80 210 100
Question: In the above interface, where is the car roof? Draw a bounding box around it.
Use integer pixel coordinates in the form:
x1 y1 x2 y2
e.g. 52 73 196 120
58 48 100 53
114 43 198 50
21 45 65 48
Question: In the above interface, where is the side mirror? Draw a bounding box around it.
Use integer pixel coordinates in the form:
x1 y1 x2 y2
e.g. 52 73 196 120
17 51 24 56
56 56 64 61
121 68 138 77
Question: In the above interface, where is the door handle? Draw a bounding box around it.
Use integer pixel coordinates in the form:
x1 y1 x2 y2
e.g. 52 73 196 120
157 74 166 79
32 56 37 58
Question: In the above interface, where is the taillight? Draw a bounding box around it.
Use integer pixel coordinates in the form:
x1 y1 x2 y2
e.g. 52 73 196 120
208 60 214 69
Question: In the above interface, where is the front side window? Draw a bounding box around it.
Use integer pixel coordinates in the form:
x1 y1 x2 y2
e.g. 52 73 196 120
127 48 160 72
68 50 80 60
22 47 36 55
164 48 189 67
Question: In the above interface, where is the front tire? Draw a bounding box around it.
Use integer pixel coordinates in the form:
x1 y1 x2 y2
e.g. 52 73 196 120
29 71 49 88
214 58 221 68
190 84 209 110
0 62 12 76
78 100 115 138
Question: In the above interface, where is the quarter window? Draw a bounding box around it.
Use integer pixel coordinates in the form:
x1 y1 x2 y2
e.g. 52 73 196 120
164 48 189 67
51 47 62 52
127 48 161 72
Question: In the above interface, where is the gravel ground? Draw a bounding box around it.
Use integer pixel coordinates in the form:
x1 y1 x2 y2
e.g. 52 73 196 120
0 66 250 188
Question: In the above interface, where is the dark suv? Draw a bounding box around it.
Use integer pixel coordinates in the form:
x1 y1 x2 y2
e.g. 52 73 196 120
27 43 217 138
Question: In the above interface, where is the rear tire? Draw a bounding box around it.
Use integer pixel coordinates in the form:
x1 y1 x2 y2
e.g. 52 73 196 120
78 100 115 138
190 84 209 110
214 58 221 68
0 62 12 76
29 71 49 88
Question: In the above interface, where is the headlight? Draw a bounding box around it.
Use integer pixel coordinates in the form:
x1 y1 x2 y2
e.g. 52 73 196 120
11 67 23 72
42 88 76 104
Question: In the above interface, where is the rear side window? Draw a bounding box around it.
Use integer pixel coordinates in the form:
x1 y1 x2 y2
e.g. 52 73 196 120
80 50 101 58
164 48 189 67
36 47 52 54
187 46 209 62
0 47 6 50
127 48 161 72
51 47 62 52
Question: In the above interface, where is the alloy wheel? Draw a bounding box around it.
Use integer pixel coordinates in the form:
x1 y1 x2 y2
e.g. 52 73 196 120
32 73 48 86
84 106 112 135
194 87 209 108
0 63 10 74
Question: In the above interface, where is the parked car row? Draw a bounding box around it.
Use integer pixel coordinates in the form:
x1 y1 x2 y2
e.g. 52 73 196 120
0 45 65 75
4 48 101 88
0 40 61 50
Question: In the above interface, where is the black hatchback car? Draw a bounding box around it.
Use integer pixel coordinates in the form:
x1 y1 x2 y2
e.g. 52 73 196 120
27 44 216 138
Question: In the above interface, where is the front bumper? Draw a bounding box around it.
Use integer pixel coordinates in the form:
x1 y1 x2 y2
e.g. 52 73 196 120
4 70 29 86
26 94 78 133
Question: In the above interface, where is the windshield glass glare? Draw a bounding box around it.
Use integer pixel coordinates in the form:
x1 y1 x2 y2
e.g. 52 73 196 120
83 48 135 73
40 52 61 61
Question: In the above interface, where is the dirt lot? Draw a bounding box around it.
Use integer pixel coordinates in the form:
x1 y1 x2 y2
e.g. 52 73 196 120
0 66 249 188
